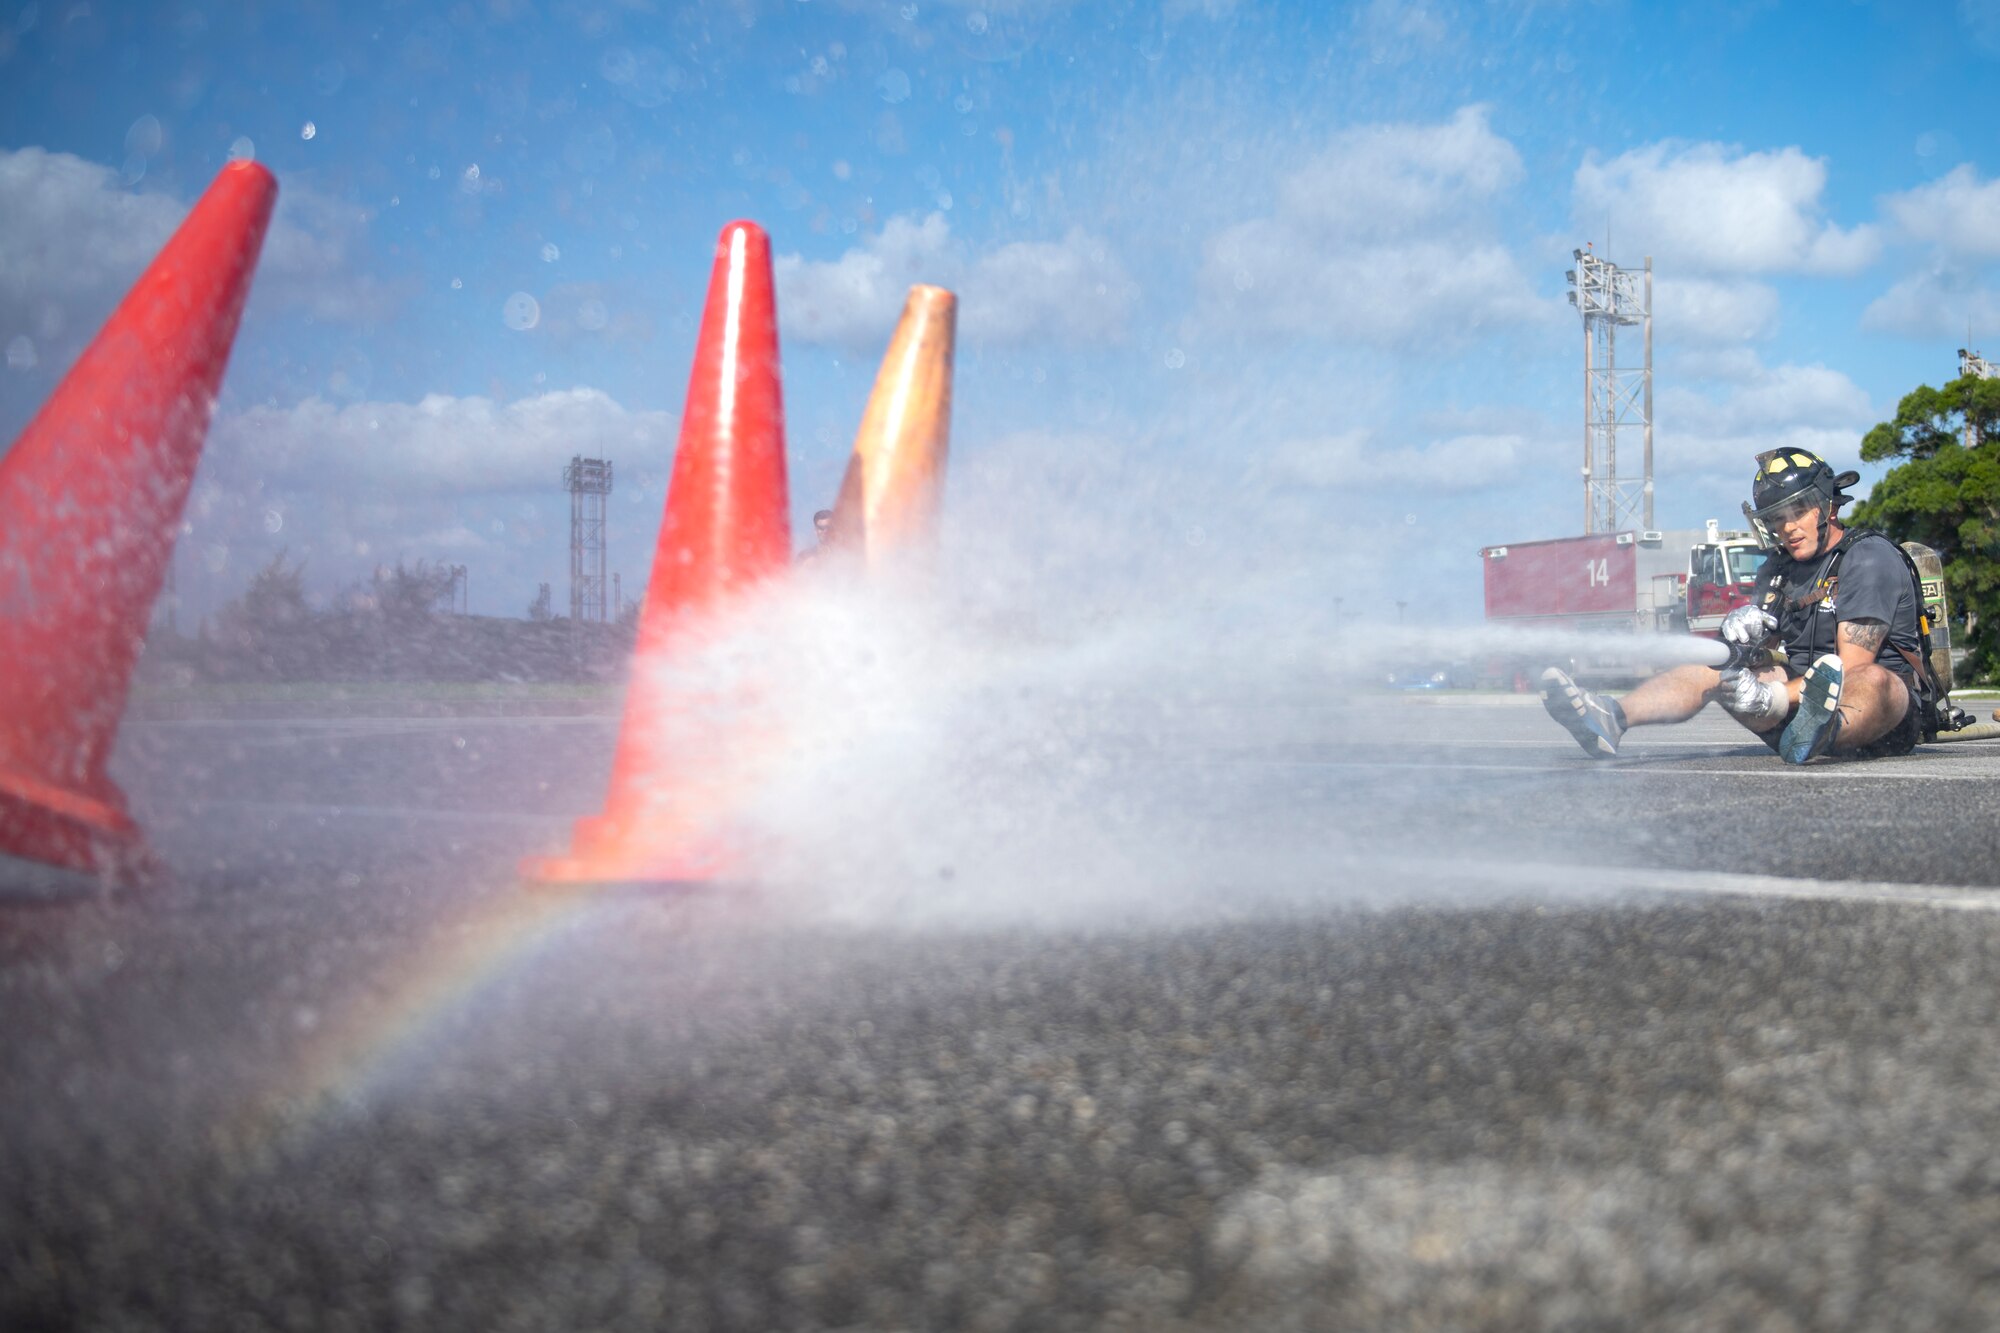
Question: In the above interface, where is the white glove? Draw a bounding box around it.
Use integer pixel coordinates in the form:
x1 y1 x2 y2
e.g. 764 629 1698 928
1719 603 1778 647
1717 667 1786 722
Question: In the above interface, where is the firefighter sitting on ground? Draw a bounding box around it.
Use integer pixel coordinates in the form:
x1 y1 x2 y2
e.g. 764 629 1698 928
1540 448 1927 765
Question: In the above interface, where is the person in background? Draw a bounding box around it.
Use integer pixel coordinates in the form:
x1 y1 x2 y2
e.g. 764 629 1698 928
797 508 835 563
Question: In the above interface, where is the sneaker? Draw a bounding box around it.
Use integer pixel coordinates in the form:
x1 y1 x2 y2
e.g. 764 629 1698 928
1780 653 1843 765
1539 666 1626 758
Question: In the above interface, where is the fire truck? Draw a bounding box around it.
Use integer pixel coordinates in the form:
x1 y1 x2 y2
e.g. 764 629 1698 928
1680 519 1771 635
1478 521 1768 687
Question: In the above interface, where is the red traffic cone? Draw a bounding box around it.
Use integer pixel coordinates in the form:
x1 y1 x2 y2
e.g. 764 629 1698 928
525 220 792 884
826 284 956 564
0 159 278 883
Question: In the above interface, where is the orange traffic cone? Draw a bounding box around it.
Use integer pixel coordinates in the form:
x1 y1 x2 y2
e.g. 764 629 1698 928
0 159 278 883
526 221 792 884
826 284 957 564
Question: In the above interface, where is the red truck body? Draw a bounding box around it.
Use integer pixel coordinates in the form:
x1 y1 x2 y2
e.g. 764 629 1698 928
1478 528 1714 687
1482 530 1693 630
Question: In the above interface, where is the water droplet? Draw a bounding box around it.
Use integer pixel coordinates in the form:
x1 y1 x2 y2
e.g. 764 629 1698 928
936 190 953 210
502 292 540 331
1406 514 1418 525
966 10 988 34
540 242 560 262
877 68 911 103
5 335 35 370
1164 348 1186 369
263 508 284 534
577 299 609 331
953 92 974 113
300 121 317 141
604 46 678 107
450 277 463 289
600 46 637 84
427 164 441 180
900 3 917 18
389 195 400 206
120 153 147 185
228 136 255 161
463 163 480 180
124 113 162 157
312 59 345 95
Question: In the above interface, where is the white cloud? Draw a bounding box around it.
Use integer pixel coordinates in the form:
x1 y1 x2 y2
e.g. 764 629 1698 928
0 148 190 341
0 146 397 362
1658 361 1875 473
175 387 679 614
1861 167 2000 342
1273 105 1522 241
1352 0 1454 66
1203 232 1546 341
1197 106 1546 344
1669 346 1769 384
1882 164 2000 261
1265 429 1524 492
208 388 674 496
1652 276 1779 345
1859 263 2000 340
1573 141 1880 276
776 213 1137 350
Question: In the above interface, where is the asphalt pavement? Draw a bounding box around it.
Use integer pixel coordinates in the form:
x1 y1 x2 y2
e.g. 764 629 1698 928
7 691 2000 1330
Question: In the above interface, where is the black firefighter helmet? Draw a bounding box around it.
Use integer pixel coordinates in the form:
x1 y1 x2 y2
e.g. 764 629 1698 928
1746 448 1862 548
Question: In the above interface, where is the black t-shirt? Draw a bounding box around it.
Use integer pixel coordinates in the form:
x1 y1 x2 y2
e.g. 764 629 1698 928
1757 530 1921 682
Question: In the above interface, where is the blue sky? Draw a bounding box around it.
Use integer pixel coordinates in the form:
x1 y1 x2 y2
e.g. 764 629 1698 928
4 0 2000 622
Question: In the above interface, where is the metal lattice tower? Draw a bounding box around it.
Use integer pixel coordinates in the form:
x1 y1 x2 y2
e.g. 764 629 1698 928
1567 248 1653 533
1962 348 1999 450
563 455 613 623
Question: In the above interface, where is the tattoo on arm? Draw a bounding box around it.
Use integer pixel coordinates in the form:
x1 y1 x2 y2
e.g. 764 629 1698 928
1840 618 1888 652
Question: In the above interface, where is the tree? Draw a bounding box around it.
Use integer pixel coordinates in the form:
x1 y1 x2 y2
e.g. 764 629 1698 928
370 559 458 628
1850 372 2000 682
223 548 310 634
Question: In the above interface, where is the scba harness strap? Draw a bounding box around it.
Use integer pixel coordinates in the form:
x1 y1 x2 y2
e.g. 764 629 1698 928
1754 529 1949 739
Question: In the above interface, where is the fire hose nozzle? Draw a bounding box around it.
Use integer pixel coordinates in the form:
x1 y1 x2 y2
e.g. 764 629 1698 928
1719 641 1776 674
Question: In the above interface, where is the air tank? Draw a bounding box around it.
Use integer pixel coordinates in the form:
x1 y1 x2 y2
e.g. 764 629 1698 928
1902 541 1955 697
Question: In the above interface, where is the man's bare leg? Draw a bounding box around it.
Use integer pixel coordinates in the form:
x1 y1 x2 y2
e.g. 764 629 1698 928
1619 662 1798 737
1616 663 1723 727
1827 662 1912 750
1545 660 1784 758
1647 657 1909 752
